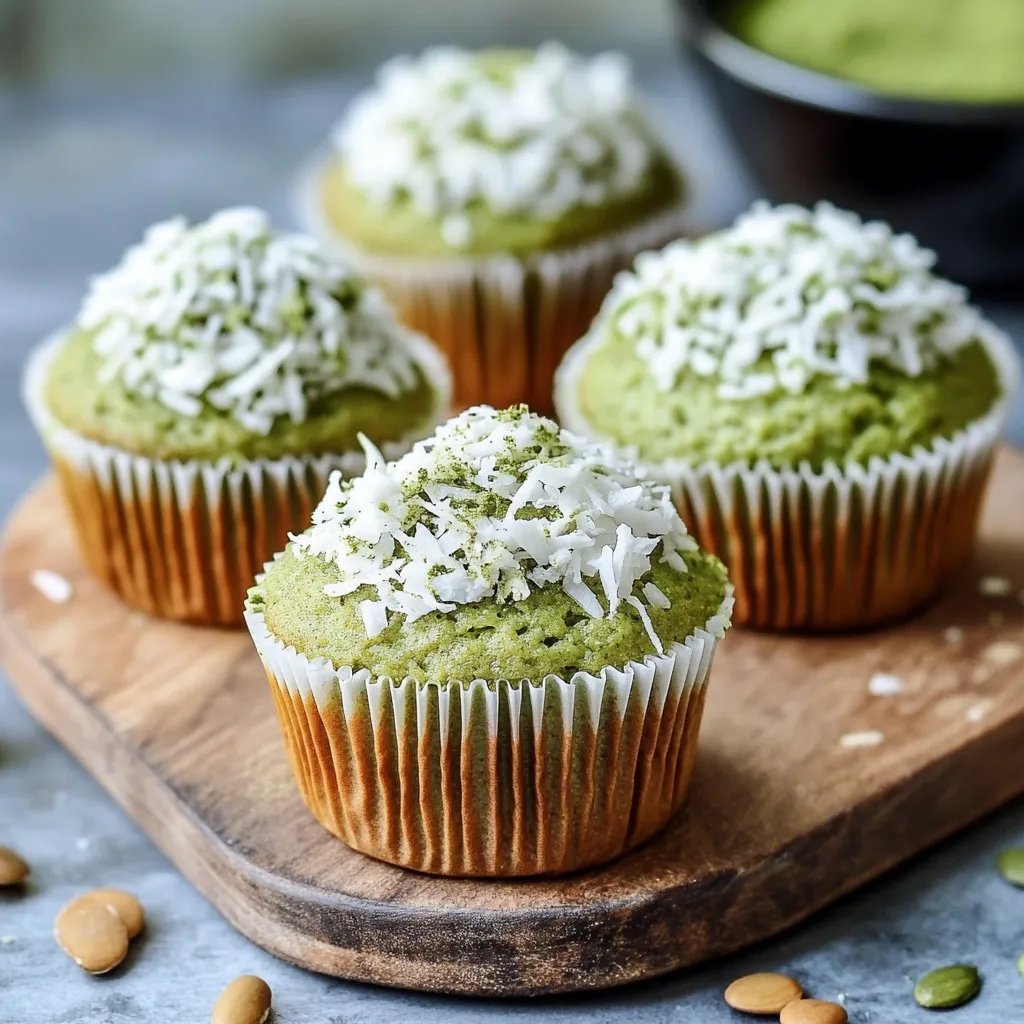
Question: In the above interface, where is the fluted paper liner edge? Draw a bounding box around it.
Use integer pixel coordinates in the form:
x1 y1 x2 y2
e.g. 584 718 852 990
295 150 690 413
23 329 453 625
244 583 733 876
554 326 1020 629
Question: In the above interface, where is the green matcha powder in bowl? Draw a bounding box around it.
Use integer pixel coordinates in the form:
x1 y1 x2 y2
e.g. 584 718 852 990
23 207 452 625
244 404 732 876
554 201 1019 631
297 42 689 414
734 0 1024 105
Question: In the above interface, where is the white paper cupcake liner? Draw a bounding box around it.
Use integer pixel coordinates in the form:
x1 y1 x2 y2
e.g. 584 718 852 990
295 151 690 414
24 330 452 626
554 328 1020 630
244 584 732 877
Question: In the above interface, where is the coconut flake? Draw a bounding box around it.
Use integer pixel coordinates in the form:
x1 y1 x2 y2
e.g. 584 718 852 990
591 201 1007 399
294 405 700 639
76 207 422 433
333 44 660 246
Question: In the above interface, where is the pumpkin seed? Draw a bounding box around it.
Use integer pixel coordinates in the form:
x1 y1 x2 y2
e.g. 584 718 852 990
724 973 803 1014
913 964 980 1009
54 896 129 974
211 975 272 1024
1017 954 1024 977
0 847 29 886
997 848 1024 887
780 999 848 1024
84 889 145 939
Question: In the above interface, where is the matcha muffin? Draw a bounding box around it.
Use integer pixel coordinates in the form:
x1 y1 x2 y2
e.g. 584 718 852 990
298 43 688 414
24 207 451 625
244 405 732 876
555 202 1019 630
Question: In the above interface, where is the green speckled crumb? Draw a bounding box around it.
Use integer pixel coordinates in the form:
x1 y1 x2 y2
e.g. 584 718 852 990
576 335 1000 471
44 328 439 463
255 544 728 682
320 153 682 260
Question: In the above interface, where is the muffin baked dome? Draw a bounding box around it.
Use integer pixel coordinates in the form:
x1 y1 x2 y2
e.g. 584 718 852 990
26 207 451 624
556 202 1018 629
324 43 682 258
257 404 729 680
246 405 732 875
45 207 444 462
562 201 1005 469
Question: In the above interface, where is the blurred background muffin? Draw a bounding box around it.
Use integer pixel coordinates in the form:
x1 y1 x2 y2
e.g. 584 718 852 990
24 207 451 625
299 43 689 414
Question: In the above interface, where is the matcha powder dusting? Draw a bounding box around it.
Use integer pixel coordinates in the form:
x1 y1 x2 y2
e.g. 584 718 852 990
736 0 1024 103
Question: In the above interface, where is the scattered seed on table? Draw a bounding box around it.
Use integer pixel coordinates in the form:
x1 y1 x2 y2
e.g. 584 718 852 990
1017 954 1024 977
55 895 129 974
780 998 849 1024
85 889 145 939
211 975 272 1024
0 846 29 886
724 973 803 1014
997 848 1024 887
913 964 980 1010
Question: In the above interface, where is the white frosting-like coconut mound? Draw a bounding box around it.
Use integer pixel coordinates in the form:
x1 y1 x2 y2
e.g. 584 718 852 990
593 201 1004 399
77 206 421 434
294 405 700 648
333 43 659 247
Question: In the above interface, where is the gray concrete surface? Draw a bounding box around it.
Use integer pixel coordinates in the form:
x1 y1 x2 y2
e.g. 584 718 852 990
2 67 1024 1023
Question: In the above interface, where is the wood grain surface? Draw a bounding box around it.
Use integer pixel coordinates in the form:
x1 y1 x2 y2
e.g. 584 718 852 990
3 454 1024 997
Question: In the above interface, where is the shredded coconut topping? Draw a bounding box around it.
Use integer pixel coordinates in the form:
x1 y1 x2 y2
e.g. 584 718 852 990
294 405 698 646
333 43 658 246
593 201 1002 399
77 207 421 434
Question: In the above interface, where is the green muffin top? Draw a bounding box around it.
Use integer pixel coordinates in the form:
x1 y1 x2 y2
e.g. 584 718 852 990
43 207 449 462
323 44 684 258
735 0 1024 104
559 202 1007 471
252 405 731 681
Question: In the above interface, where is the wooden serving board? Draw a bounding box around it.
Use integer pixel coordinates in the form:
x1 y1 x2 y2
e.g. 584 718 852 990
4 456 1024 997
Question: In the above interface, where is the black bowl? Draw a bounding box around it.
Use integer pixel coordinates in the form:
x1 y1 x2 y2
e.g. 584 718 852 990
680 0 1024 291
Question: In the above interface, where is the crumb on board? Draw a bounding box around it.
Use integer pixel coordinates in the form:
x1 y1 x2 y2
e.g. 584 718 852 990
868 672 904 696
840 730 885 750
966 701 994 723
983 641 1022 666
30 569 72 604
943 626 964 643
979 576 1013 596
